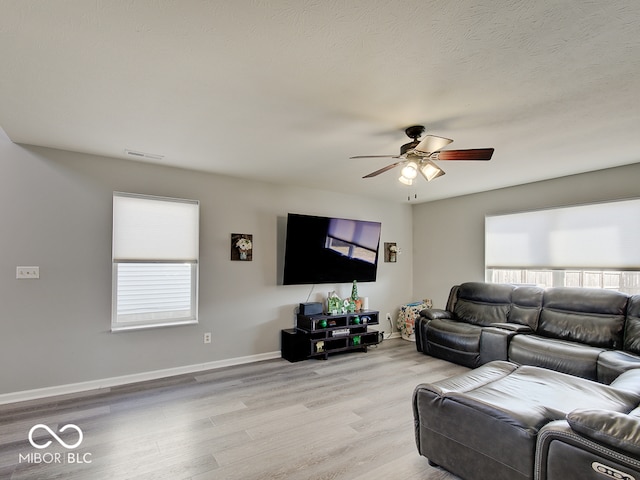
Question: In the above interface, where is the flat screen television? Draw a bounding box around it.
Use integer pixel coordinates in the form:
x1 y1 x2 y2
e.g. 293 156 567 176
282 213 382 285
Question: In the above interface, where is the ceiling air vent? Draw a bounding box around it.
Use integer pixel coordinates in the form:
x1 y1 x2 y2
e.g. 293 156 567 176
124 149 164 160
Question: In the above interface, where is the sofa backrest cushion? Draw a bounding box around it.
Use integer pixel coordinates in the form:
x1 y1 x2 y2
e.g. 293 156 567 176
508 286 544 329
453 282 515 327
445 285 460 312
539 287 628 349
624 295 640 354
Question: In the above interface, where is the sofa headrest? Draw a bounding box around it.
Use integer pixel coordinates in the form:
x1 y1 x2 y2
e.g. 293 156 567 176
543 287 628 315
458 282 515 303
454 282 515 326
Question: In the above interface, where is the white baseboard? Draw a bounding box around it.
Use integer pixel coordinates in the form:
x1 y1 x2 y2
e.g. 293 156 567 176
0 351 282 405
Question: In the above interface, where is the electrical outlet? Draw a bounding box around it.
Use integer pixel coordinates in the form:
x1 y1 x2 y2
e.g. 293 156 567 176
386 313 392 322
17 266 39 279
203 332 211 344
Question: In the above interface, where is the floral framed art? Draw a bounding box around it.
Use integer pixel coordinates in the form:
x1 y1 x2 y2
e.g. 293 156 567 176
384 242 398 262
231 233 253 261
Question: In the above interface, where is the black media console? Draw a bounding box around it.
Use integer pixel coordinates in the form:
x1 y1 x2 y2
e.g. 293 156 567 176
281 310 380 361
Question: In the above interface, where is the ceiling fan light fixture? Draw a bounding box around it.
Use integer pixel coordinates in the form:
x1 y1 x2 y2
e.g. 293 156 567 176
398 175 413 186
353 125 493 185
400 162 418 179
419 160 446 181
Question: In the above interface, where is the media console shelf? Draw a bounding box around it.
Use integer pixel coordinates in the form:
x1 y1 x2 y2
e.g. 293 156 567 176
281 311 380 361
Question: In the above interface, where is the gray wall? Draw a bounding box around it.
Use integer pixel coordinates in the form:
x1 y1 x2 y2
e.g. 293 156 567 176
412 162 640 308
1 139 413 395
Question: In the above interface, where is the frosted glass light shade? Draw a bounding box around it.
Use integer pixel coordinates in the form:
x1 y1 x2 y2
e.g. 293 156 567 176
419 160 445 181
401 162 418 179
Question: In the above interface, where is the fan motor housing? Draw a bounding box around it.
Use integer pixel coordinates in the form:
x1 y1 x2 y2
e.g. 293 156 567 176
405 125 425 139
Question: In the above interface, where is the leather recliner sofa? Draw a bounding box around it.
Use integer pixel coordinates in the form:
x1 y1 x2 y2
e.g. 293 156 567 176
413 361 640 480
415 282 640 383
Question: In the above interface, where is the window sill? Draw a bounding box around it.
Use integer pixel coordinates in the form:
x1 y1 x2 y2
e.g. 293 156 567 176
111 319 198 333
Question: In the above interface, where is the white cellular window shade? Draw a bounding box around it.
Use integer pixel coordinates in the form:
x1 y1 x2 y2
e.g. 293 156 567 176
485 198 640 269
112 192 199 331
113 194 199 261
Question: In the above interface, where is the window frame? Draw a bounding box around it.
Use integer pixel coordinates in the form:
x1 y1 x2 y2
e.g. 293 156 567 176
111 192 199 332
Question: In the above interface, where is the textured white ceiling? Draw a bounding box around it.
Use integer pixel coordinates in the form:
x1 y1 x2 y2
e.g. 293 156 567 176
1 1 639 203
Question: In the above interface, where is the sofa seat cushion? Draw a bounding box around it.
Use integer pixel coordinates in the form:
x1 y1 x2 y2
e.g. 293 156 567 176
509 334 604 381
598 350 640 384
413 362 640 480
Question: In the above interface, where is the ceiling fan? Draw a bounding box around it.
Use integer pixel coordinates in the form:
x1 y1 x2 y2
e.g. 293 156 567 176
350 125 494 185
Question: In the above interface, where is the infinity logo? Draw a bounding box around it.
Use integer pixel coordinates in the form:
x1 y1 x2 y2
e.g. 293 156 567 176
28 424 83 450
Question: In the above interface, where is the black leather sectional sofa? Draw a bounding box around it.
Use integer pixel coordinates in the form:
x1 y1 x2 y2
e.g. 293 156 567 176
415 282 640 382
412 282 640 480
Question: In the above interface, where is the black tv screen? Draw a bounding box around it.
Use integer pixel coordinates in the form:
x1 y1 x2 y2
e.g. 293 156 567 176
283 213 381 285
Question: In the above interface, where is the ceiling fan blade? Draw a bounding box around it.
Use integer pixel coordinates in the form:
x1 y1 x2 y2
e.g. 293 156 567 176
414 135 454 154
350 154 402 159
433 148 494 161
362 161 405 178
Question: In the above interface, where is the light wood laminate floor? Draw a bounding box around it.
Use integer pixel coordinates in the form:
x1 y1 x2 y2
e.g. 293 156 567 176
0 338 468 480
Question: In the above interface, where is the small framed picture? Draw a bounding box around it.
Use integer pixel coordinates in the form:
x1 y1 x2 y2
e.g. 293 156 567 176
231 233 253 261
385 242 398 262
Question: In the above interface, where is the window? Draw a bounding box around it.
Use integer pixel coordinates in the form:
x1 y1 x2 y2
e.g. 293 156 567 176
485 198 640 295
112 192 199 331
486 268 640 294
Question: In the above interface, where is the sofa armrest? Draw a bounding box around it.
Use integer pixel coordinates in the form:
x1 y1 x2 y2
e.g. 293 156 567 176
415 309 456 353
490 322 534 333
566 409 640 457
598 350 640 384
610 367 640 393
536 418 640 480
479 326 523 364
420 308 454 320
414 308 452 352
